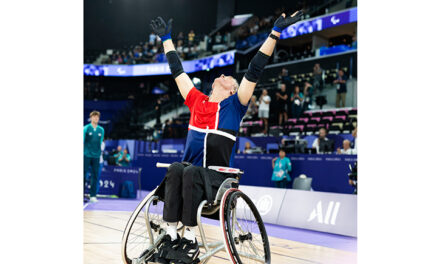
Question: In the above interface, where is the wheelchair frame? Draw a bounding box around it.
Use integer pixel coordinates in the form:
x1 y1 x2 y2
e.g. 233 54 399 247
122 163 268 264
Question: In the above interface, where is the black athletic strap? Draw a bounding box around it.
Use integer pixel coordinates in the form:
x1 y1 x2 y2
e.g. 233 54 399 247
165 50 184 78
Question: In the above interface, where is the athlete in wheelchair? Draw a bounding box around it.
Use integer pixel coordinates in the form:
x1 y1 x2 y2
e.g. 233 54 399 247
122 11 303 264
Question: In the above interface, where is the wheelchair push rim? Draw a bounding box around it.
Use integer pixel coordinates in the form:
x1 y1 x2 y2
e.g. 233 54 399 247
121 190 166 264
220 189 271 264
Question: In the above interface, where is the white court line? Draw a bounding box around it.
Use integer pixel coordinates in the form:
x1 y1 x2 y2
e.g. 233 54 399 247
83 203 89 209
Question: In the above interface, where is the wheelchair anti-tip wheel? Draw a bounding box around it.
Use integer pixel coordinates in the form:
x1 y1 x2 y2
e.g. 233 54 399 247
221 189 271 264
121 190 183 264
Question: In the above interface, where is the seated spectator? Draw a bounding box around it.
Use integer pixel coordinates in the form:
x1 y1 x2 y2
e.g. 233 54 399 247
271 149 292 188
291 85 304 118
117 149 131 167
214 32 223 44
177 31 185 42
312 128 331 154
337 139 357 155
149 32 156 45
245 95 258 119
176 40 184 57
188 29 195 45
243 142 252 154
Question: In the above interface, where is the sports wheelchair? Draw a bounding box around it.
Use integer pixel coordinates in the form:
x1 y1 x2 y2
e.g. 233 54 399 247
122 163 271 264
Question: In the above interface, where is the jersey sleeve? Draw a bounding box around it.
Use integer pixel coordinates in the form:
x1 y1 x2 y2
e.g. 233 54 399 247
231 93 249 117
184 87 204 111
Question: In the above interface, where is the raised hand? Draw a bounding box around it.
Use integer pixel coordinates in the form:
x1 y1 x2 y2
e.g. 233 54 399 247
150 16 173 41
273 10 303 33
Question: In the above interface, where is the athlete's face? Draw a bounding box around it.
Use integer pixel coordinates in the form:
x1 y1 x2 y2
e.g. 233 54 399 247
91 115 100 124
213 74 237 96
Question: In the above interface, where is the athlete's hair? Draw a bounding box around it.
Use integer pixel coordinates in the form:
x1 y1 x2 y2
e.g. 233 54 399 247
89 110 100 117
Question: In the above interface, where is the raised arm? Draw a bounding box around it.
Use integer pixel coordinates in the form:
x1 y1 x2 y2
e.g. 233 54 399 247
237 11 303 105
151 17 193 100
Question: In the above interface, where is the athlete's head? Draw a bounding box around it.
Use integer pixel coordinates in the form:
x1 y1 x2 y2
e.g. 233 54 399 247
89 110 100 125
294 85 300 94
262 89 268 96
212 74 239 99
117 146 122 152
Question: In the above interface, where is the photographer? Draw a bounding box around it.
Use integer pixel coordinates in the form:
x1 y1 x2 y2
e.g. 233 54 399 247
116 149 131 167
348 162 357 194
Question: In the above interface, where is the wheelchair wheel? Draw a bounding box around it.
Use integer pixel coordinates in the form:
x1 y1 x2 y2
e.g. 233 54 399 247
122 189 183 264
220 189 271 264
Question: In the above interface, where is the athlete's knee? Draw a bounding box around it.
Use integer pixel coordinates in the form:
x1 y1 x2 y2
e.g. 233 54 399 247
182 165 200 183
166 162 185 181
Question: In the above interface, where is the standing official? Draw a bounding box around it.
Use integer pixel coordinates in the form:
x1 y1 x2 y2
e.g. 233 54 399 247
84 111 105 203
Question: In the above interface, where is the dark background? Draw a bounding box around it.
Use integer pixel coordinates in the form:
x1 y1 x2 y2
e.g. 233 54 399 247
84 0 310 51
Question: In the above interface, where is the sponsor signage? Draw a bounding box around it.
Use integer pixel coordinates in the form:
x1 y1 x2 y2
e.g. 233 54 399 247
238 185 357 237
238 186 287 224
280 7 357 40
84 50 235 77
85 166 141 198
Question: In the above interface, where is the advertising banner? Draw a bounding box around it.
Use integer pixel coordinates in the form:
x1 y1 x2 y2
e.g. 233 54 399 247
280 7 357 40
84 50 235 77
237 186 287 224
85 166 142 198
237 185 357 237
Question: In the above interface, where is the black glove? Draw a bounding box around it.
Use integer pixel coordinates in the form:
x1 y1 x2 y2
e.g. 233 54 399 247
150 16 173 41
273 10 303 33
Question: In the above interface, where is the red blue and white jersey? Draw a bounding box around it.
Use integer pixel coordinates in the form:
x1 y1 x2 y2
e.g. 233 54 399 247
182 87 248 168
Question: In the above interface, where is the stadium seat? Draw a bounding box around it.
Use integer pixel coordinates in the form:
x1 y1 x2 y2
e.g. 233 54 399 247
328 125 342 135
321 111 335 117
334 116 347 123
342 123 354 134
311 112 322 117
305 124 317 135
292 177 313 191
322 116 334 122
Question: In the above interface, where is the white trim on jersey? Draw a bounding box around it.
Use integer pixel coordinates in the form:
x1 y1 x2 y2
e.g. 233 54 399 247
188 125 236 141
203 127 208 168
215 103 220 130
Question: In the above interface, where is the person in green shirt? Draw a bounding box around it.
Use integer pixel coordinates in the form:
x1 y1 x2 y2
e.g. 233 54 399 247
84 110 105 203
117 148 131 167
271 149 292 188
